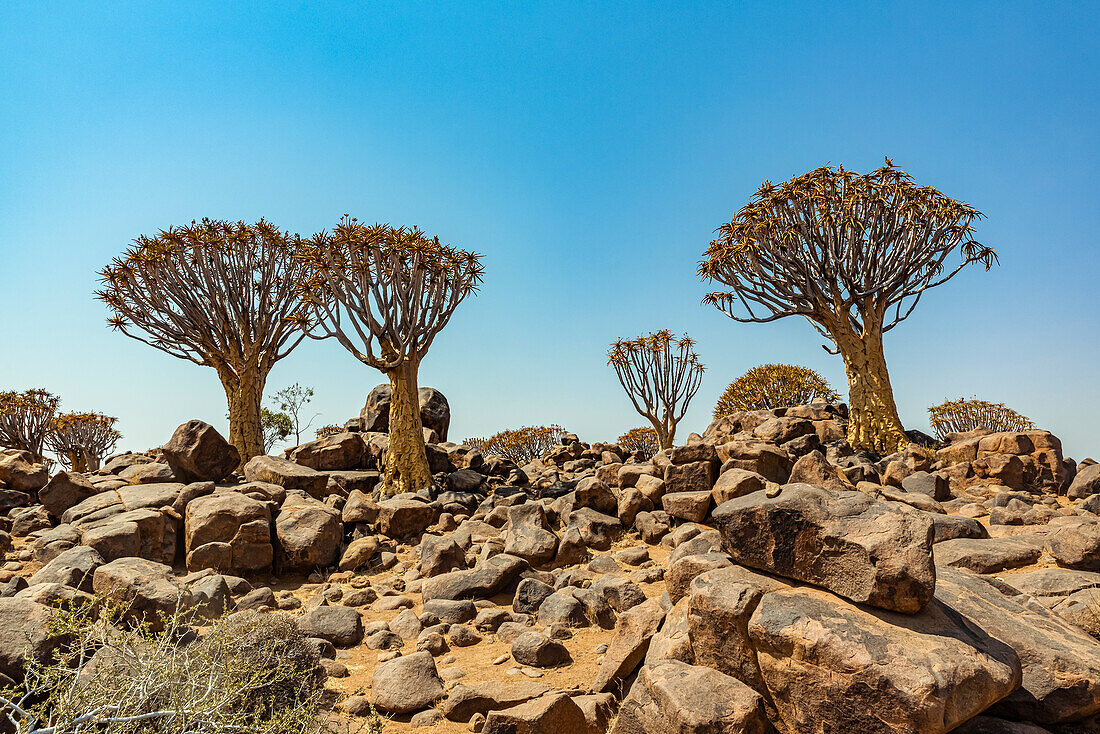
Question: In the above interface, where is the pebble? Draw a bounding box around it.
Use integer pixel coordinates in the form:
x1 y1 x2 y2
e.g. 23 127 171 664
493 654 510 665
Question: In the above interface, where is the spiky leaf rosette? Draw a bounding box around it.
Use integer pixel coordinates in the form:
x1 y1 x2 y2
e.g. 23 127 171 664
291 217 484 371
714 363 840 417
928 397 1034 441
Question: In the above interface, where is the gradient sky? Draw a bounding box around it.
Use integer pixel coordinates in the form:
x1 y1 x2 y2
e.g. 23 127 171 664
1 2 1097 459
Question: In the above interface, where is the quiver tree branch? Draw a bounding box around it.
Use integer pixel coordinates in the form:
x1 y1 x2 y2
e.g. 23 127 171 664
608 330 704 450
96 219 312 464
291 217 483 496
44 412 121 471
0 389 60 461
700 159 997 454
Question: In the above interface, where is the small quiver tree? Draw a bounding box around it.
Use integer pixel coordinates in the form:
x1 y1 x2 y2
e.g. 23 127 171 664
292 217 483 496
0 389 60 461
617 426 659 459
608 330 704 450
315 424 345 439
700 160 997 454
44 412 121 472
96 219 311 464
928 397 1034 441
479 425 567 464
714 363 840 417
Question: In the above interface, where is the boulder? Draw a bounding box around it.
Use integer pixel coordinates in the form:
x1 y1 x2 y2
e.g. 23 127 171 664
0 598 67 680
285 432 366 471
0 449 48 492
482 692 588 734
29 545 104 592
712 484 936 613
39 471 99 518
610 661 767 734
511 631 570 667
1068 463 1100 500
440 681 550 722
933 536 1044 573
377 497 435 538
420 534 466 577
338 536 380 572
243 455 327 497
360 385 451 441
91 557 192 631
503 503 558 566
1045 518 1100 571
161 420 239 482
591 596 665 692
185 491 273 574
119 462 178 484
297 606 364 647
274 492 341 571
421 554 527 602
370 650 444 714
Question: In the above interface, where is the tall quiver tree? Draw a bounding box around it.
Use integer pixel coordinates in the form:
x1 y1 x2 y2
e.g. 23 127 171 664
97 219 311 463
608 330 705 450
700 160 996 454
292 217 483 496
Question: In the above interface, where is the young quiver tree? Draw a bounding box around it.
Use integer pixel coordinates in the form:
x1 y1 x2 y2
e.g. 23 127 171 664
700 161 997 453
44 412 121 471
96 219 311 463
608 330 704 450
928 397 1034 441
476 425 567 464
617 426 659 459
0 389 60 461
715 363 840 417
292 218 483 496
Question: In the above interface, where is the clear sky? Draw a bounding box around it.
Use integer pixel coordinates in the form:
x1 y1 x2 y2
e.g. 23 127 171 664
1 2 1097 459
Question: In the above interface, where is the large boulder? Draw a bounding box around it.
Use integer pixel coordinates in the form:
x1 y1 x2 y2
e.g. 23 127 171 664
591 596 666 692
503 502 558 566
610 661 768 734
0 449 49 492
1068 463 1100 500
161 420 239 482
747 585 1021 733
359 385 451 441
377 497 436 538
185 492 273 574
29 546 105 592
370 650 444 714
297 606 364 647
39 471 99 518
285 432 367 471
482 692 589 734
243 455 327 497
421 554 527 602
274 492 341 571
0 598 67 680
440 681 550 722
712 484 936 613
91 557 192 631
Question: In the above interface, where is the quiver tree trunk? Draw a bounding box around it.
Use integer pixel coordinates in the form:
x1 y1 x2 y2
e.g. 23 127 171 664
382 357 432 497
648 419 672 451
220 365 267 466
834 322 907 455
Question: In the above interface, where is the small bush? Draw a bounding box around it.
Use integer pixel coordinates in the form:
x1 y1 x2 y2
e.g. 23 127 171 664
314 424 345 439
617 427 659 459
928 397 1034 441
714 364 840 417
0 599 346 734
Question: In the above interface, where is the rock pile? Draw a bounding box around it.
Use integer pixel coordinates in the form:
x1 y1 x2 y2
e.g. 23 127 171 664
1 394 1099 732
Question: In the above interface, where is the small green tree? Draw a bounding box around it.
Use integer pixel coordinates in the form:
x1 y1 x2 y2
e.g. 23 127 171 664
261 409 293 453
271 384 319 446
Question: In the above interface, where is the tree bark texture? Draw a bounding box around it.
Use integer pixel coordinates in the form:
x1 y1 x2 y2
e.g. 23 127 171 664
382 357 432 497
834 323 908 455
221 365 267 466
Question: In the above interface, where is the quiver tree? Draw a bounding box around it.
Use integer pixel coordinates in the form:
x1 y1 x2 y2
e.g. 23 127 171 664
608 330 704 450
44 412 121 471
475 425 567 464
617 426 659 459
715 363 840 417
96 219 311 464
292 217 483 496
0 389 60 461
928 397 1034 441
700 160 997 454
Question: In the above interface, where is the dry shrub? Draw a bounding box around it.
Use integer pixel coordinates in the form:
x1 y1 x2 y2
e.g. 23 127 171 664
0 598 367 734
714 364 839 417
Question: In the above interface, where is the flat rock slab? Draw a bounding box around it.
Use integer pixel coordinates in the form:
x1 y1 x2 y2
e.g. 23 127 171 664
440 681 550 722
421 554 527 602
748 585 1022 734
936 567 1100 725
933 536 1044 573
997 567 1100 601
591 596 666 692
712 484 935 613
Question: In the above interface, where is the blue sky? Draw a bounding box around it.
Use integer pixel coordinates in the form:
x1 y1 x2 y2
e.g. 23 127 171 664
1 2 1097 458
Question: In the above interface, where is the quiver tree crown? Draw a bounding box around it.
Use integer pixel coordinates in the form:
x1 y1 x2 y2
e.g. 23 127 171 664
715 363 840 416
44 411 121 471
96 219 312 463
928 397 1034 441
0 388 61 460
700 160 997 454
